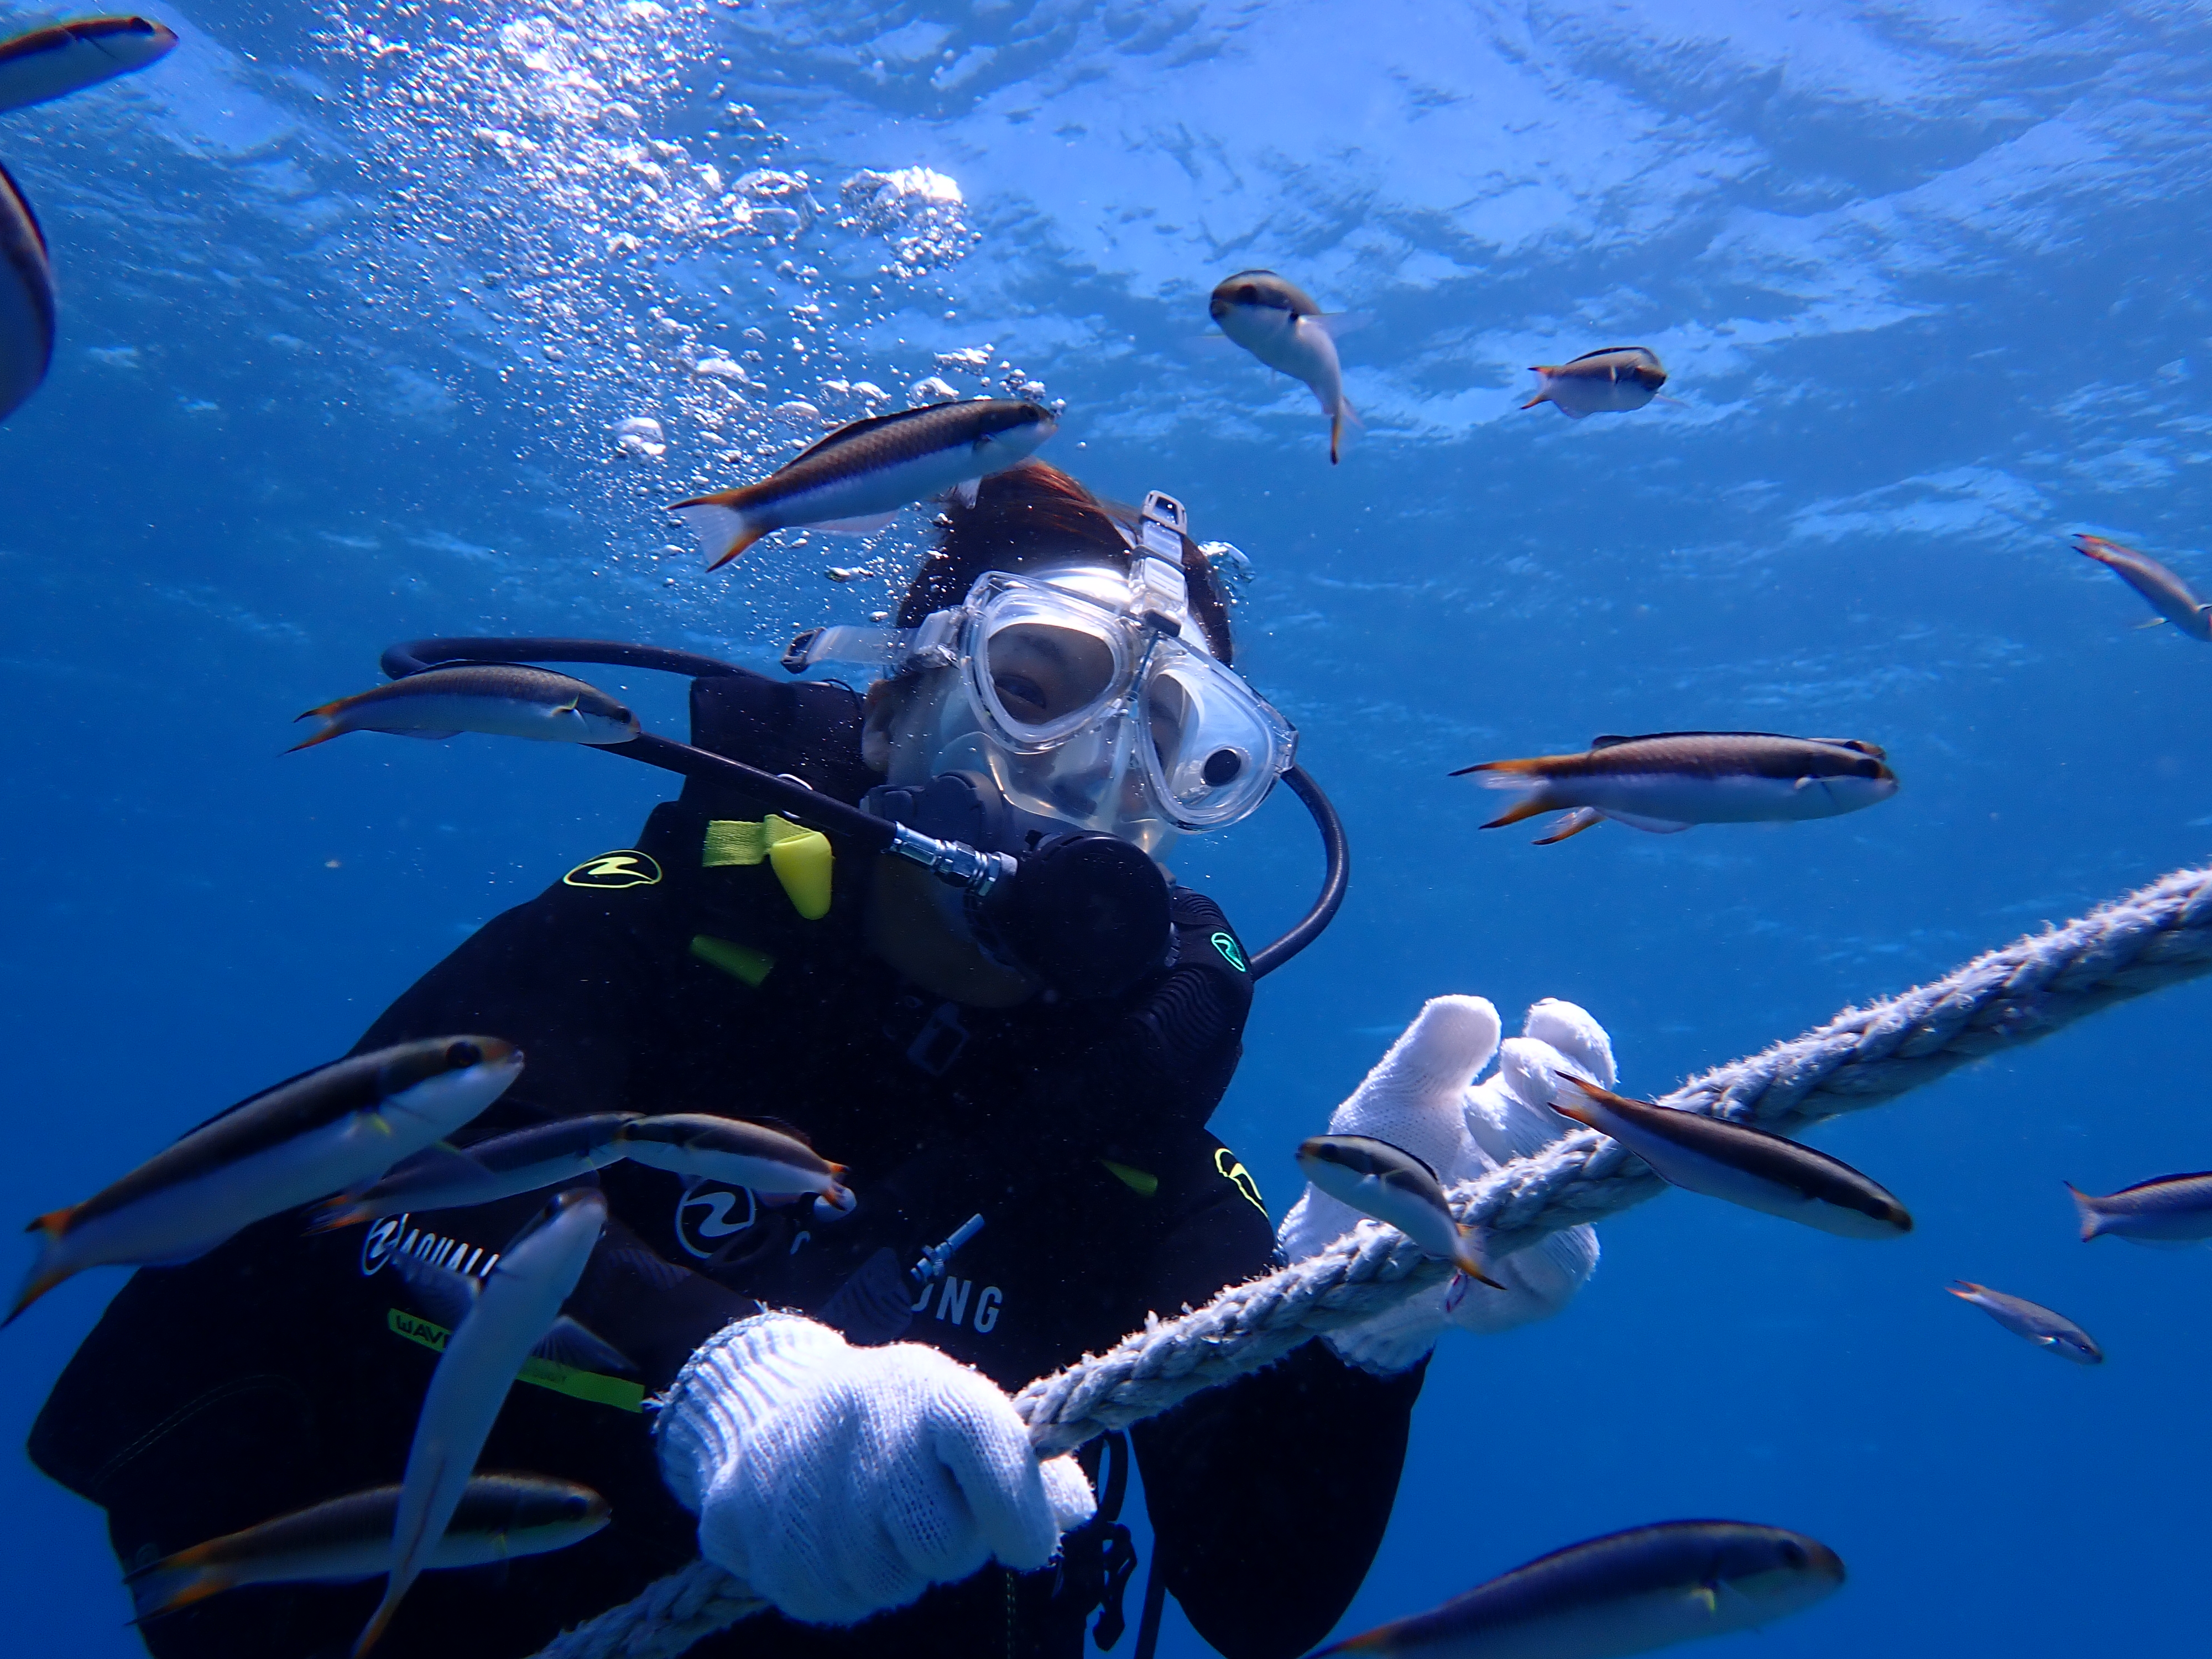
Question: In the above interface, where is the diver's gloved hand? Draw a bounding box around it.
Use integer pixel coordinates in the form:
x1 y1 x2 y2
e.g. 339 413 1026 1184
1276 996 1606 1374
656 1312 1095 1626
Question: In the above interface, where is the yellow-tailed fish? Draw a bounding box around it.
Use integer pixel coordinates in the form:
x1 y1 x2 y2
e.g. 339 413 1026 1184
1522 346 1668 420
1551 1076 1912 1239
670 398 1056 568
1947 1281 2102 1365
1207 270 1361 463
0 160 52 424
615 1114 854 1215
2066 1170 2212 1246
2073 534 2212 640
0 16 176 114
1313 1520 1844 1659
308 1113 638 1233
127 1474 608 1620
1453 731 1897 843
1293 1134 1502 1288
11 1037 522 1322
291 664 639 751
356 1188 610 1656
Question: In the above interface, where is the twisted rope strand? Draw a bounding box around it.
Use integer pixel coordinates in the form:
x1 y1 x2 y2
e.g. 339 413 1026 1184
534 861 2212 1659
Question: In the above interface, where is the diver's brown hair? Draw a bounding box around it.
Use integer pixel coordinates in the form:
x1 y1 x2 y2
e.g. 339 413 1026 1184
896 461 1236 664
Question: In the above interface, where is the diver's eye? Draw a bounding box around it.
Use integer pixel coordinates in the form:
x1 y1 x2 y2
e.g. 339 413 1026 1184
993 673 1049 718
1201 748 1244 786
445 1040 482 1068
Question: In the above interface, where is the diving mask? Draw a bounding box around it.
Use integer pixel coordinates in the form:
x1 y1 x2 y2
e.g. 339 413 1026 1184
789 494 1297 843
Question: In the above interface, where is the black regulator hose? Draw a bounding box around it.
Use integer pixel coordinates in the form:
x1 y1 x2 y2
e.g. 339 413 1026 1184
379 637 1348 977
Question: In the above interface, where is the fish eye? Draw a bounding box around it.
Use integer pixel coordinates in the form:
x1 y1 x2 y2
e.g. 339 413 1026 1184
1235 284 1259 304
445 1040 482 1068
1778 1540 1807 1568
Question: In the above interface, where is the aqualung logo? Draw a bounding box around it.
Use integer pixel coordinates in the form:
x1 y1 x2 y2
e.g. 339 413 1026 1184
563 850 663 890
361 1214 410 1276
360 1214 496 1280
674 1184 757 1260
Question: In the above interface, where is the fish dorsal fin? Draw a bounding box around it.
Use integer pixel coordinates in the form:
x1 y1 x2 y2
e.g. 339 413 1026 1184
1566 346 1641 363
1806 738 1885 757
533 1315 635 1375
388 1248 483 1328
0 162 49 261
748 1115 815 1149
782 405 942 466
1587 731 1798 748
2115 1170 2212 1194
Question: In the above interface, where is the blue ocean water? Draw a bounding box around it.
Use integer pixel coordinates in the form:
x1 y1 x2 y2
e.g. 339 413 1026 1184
5 1 2210 1652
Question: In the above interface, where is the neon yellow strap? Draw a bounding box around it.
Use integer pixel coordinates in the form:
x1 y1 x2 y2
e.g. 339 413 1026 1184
387 1308 644 1413
691 933 775 988
702 816 834 921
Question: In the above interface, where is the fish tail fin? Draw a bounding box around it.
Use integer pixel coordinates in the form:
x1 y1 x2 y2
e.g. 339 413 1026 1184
7 1208 81 1324
2133 617 2169 630
1519 391 1550 410
126 1557 232 1621
1530 806 1605 845
1329 396 1361 465
285 721 344 752
2064 1182 2104 1242
1452 1228 1505 1290
303 1194 370 1234
1945 1280 1983 1298
353 1588 404 1658
670 496 765 569
1476 792 1559 831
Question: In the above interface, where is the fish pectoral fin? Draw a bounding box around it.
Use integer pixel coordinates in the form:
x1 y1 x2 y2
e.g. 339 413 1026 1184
813 510 902 534
1312 309 1373 339
1690 1583 1719 1615
1604 810 1694 834
535 1315 637 1374
388 728 463 740
2134 617 2169 629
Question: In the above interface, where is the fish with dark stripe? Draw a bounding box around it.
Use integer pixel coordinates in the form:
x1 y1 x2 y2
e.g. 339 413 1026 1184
127 1474 609 1620
1522 346 1669 420
2074 534 2212 640
1314 1519 1845 1658
309 1113 639 1232
0 17 176 114
1947 1281 2102 1365
1453 731 1897 843
1551 1076 1912 1239
290 664 640 750
0 159 52 423
11 1038 523 1320
671 399 1056 568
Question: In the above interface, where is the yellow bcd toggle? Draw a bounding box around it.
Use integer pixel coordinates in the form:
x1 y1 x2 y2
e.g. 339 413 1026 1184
702 815 834 921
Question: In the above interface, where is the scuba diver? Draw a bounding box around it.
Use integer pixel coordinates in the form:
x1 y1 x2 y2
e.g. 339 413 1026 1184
27 461 1610 1658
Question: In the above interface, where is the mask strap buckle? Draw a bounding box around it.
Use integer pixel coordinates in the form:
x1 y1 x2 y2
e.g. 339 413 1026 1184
1131 492 1190 637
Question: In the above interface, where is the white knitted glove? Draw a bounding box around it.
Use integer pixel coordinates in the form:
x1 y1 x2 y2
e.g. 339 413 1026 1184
1277 996 1606 1374
656 1312 1096 1625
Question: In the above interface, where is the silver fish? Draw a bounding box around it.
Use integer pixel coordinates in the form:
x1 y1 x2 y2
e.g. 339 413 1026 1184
2065 1171 2212 1246
615 1114 853 1212
1522 346 1668 420
1208 270 1360 463
671 399 1057 568
1453 732 1898 843
126 1474 609 1620
12 1038 523 1321
1551 1077 1912 1240
291 664 640 750
0 159 52 424
1313 1519 1844 1659
357 1188 608 1655
1294 1135 1501 1287
1947 1281 2102 1365
2073 534 2212 640
307 1113 639 1232
0 16 176 114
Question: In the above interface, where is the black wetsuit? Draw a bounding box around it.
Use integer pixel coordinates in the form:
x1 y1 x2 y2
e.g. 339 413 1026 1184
29 672 1422 1659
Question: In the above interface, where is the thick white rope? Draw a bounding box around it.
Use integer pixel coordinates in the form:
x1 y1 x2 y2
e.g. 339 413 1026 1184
534 860 2212 1659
